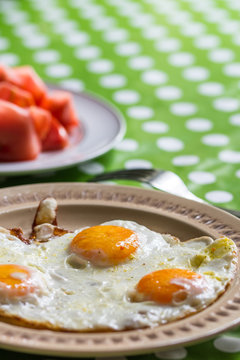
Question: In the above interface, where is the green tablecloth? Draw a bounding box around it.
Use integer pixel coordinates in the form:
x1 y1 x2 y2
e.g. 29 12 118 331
0 0 240 358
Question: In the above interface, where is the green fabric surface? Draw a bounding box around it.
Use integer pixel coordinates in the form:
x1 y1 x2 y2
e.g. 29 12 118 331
0 0 240 358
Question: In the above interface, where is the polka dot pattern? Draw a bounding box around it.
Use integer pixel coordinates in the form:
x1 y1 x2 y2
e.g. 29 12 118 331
157 137 184 152
170 102 197 116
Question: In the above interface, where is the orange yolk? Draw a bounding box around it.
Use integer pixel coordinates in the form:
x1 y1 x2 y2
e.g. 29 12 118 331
0 264 35 298
70 225 139 266
136 268 204 305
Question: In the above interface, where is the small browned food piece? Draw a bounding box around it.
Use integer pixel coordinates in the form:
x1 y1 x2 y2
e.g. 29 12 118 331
9 228 30 244
32 197 58 228
33 223 69 242
31 197 70 241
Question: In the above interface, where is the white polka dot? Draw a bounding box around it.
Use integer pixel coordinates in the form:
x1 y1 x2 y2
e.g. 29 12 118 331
204 9 228 23
168 52 195 67
191 2 216 13
236 169 240 178
229 114 240 126
125 159 152 169
0 37 9 51
63 31 89 46
53 20 77 34
128 56 154 70
81 6 104 19
100 74 127 88
213 98 239 112
208 48 234 63
0 53 19 66
142 121 169 134
233 35 240 47
13 23 39 38
224 63 240 78
103 28 128 43
183 67 209 82
220 20 240 35
129 14 154 28
181 22 206 37
45 64 72 78
155 347 187 360
186 118 213 132
188 171 216 184
60 79 85 92
205 190 233 203
141 70 168 85
87 59 114 74
202 134 229 146
167 11 192 26
170 102 197 116
172 155 199 166
219 150 240 163
0 2 19 12
194 35 220 49
75 46 101 60
155 86 182 101
23 35 49 49
228 2 240 10
113 90 140 105
157 137 184 152
115 42 141 57
155 38 181 53
91 17 116 31
142 25 168 40
34 50 60 64
127 106 154 120
115 139 139 151
41 8 67 22
198 82 224 97
79 162 104 175
214 336 240 353
4 11 28 24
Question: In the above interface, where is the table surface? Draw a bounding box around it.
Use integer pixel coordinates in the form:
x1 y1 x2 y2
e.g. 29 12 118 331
0 0 240 358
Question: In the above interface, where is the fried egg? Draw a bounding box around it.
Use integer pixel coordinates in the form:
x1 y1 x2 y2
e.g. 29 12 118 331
0 220 237 331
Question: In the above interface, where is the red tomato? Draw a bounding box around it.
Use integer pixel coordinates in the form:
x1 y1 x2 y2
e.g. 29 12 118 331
41 90 79 133
0 64 47 104
42 117 69 151
0 100 41 161
12 66 47 104
29 106 52 141
0 81 35 107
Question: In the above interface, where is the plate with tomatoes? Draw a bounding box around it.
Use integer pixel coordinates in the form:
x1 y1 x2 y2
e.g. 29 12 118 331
0 64 125 176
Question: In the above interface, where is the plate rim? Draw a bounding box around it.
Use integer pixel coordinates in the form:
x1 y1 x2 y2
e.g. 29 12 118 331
0 182 240 357
0 88 126 176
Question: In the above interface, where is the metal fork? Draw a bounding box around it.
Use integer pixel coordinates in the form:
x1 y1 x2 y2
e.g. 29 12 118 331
89 168 240 218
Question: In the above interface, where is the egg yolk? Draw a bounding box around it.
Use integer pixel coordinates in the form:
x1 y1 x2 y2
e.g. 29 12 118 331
70 225 139 266
0 264 35 298
136 268 204 305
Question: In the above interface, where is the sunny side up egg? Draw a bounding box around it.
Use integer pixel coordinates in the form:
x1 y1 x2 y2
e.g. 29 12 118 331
0 220 237 331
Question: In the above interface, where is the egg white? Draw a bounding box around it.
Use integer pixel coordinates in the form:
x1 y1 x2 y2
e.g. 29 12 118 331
0 220 237 331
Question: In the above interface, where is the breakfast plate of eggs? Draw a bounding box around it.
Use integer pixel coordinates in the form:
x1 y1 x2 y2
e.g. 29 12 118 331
0 183 239 357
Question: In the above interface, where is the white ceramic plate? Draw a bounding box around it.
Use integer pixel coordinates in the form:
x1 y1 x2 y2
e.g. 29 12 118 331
0 183 239 357
0 86 125 176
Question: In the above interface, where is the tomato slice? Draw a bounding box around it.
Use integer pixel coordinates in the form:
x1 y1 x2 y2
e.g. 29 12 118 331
0 64 47 104
41 90 79 133
29 106 52 141
42 117 69 151
0 100 41 162
0 81 35 107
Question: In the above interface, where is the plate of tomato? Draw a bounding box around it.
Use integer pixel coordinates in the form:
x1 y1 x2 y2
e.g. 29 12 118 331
0 64 125 175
